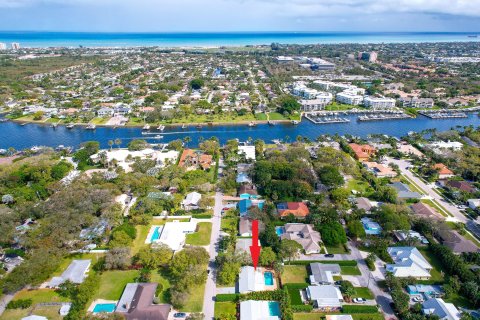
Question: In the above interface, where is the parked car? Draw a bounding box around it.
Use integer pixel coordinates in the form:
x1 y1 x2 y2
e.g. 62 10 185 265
353 298 367 304
173 313 187 318
324 254 334 258
412 296 423 302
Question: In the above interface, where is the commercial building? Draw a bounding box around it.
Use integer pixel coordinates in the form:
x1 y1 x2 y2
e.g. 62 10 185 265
363 96 396 109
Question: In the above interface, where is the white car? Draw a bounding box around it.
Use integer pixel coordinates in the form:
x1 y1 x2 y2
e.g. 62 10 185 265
353 298 367 304
412 296 423 302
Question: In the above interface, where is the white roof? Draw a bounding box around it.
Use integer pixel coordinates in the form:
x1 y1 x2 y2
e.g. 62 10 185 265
238 146 256 161
182 192 202 206
386 247 432 278
326 316 353 320
240 300 279 320
423 298 460 320
22 316 48 320
238 266 265 293
155 220 197 251
307 285 343 307
48 259 91 287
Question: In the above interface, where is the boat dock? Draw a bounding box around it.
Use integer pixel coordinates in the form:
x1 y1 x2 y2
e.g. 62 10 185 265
420 112 468 119
305 113 351 124
357 113 411 121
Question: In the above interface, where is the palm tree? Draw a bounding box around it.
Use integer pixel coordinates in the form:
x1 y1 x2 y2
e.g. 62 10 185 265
114 138 122 149
183 136 191 148
108 140 114 151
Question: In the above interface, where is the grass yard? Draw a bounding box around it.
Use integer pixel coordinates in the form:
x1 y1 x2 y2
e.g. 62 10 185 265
268 112 301 121
445 292 475 308
340 265 362 276
186 222 212 246
214 301 237 318
94 270 139 300
346 179 372 195
182 282 206 312
281 265 308 284
293 313 383 320
12 289 69 304
353 287 375 299
150 270 172 303
325 243 348 254
132 224 152 254
221 216 238 233
0 305 63 320
417 248 445 283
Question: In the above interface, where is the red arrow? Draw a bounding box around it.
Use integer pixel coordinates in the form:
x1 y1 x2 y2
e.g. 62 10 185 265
249 219 261 270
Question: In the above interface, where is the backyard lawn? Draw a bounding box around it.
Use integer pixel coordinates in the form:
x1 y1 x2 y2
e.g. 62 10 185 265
183 282 206 312
132 223 152 254
346 179 372 195
150 270 172 303
186 222 212 246
281 265 308 284
0 305 63 320
221 216 238 233
94 270 139 300
214 302 237 318
294 313 383 320
417 248 444 283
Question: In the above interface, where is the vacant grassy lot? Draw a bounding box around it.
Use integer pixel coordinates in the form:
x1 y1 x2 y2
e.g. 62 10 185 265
94 270 139 300
417 248 445 283
353 287 375 299
12 289 69 304
183 282 206 312
214 301 237 318
281 265 308 284
186 222 212 246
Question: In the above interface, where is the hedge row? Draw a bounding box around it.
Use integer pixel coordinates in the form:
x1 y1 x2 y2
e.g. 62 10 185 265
6 299 32 309
283 283 309 290
192 214 213 219
291 304 314 313
342 305 379 313
216 293 239 302
285 260 357 266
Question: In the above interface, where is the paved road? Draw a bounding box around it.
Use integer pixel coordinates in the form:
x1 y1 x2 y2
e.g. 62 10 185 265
202 192 223 320
349 244 396 319
0 293 14 316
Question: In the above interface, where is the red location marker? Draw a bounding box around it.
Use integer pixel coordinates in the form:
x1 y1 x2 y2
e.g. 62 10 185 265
249 219 261 270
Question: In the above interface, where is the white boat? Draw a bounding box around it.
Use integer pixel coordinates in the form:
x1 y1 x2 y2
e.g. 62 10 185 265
154 135 163 139
181 124 187 129
66 124 75 129
291 120 299 125
157 125 165 131
142 124 150 130
248 122 256 127
86 124 96 130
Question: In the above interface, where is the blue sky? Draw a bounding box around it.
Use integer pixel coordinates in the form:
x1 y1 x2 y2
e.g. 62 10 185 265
0 0 479 32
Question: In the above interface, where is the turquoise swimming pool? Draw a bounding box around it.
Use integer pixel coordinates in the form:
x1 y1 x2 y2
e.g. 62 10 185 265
150 226 163 242
93 303 116 313
268 301 281 317
275 226 284 236
264 272 274 285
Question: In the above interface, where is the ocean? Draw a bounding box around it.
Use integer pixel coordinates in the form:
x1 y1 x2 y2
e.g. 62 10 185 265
0 32 478 48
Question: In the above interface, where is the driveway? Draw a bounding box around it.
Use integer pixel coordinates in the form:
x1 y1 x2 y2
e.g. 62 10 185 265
202 192 223 320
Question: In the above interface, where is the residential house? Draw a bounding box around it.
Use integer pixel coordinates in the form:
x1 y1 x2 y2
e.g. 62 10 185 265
397 143 424 158
238 199 264 217
148 220 197 251
309 263 341 285
236 172 252 184
422 298 460 320
22 316 48 320
238 266 272 293
410 202 444 221
277 202 310 219
240 300 280 320
47 260 91 287
355 197 373 212
386 247 432 279
235 238 261 254
393 230 429 244
389 182 422 199
306 285 343 311
238 145 256 161
114 104 132 116
97 107 114 117
407 284 443 299
280 223 322 254
239 217 265 237
445 180 477 194
326 316 353 320
437 229 478 254
238 184 258 199
181 192 202 210
116 283 171 320
363 162 397 178
178 149 213 171
468 199 480 210
349 143 376 162
433 163 455 179
361 217 382 235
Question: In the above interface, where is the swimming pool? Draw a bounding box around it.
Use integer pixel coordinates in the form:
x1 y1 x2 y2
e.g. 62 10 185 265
93 303 116 313
264 272 274 285
268 301 281 317
150 226 163 242
275 226 284 236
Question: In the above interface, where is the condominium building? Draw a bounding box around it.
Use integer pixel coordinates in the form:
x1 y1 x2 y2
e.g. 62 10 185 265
358 51 378 63
292 84 319 99
363 96 396 109
0 43 6 50
11 42 20 50
300 92 333 111
399 97 434 108
313 80 365 95
336 90 364 105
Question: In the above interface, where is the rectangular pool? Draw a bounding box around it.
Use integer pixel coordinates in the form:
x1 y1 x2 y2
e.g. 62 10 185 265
264 272 274 285
275 226 284 236
150 226 163 242
268 301 281 317
93 303 116 313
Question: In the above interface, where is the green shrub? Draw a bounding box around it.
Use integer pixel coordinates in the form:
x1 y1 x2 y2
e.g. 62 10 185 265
342 305 379 313
216 294 239 302
291 304 313 312
6 299 32 309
